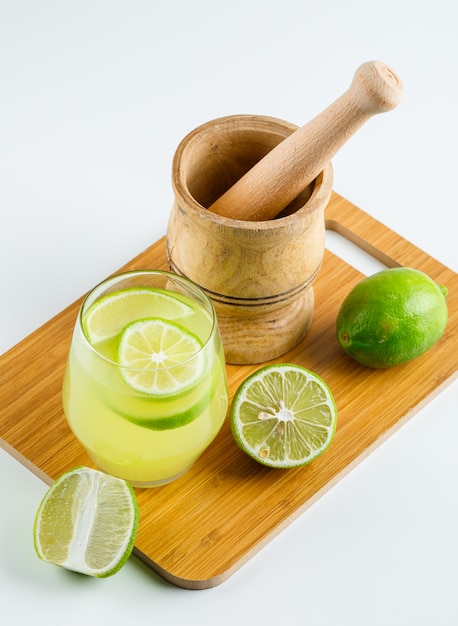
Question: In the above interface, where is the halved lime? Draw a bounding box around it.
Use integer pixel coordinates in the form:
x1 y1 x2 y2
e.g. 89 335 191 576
83 287 194 344
118 317 205 395
33 466 139 578
230 364 337 468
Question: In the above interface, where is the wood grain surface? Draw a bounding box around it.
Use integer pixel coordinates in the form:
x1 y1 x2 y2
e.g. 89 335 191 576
1 192 456 589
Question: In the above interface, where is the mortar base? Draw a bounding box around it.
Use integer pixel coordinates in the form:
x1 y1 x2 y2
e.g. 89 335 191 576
215 288 314 365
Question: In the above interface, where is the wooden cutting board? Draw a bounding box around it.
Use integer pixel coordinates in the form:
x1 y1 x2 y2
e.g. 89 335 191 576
1 192 456 589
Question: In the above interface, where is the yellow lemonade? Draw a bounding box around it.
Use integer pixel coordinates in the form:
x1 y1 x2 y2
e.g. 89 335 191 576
62 271 229 487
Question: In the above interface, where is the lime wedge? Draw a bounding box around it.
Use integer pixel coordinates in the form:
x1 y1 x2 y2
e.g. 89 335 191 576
33 467 139 578
118 317 205 395
230 364 337 468
83 287 194 344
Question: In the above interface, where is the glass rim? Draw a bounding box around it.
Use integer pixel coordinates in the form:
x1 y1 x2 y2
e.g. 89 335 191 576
77 269 218 372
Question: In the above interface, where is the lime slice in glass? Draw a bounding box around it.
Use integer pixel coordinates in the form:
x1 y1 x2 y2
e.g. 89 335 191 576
230 364 337 468
83 287 194 344
33 467 139 578
118 317 205 395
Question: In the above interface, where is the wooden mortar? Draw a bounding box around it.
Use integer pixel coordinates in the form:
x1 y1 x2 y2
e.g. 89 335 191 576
167 115 333 364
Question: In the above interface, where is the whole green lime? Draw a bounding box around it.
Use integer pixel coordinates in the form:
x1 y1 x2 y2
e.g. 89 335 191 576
336 267 448 368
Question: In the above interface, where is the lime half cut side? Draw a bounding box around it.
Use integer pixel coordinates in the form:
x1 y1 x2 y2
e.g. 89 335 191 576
118 317 205 395
83 287 195 344
230 364 337 468
33 467 139 578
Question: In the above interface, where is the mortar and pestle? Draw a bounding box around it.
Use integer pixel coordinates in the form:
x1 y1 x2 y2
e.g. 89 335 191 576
167 61 403 364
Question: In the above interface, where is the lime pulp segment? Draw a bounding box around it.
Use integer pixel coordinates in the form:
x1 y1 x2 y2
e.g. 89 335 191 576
230 364 337 468
118 317 206 395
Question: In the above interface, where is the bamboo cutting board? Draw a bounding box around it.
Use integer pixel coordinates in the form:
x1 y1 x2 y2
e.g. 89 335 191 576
0 192 456 589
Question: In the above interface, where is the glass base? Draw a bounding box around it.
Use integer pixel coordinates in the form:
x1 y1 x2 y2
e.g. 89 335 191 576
85 450 195 488
128 465 193 488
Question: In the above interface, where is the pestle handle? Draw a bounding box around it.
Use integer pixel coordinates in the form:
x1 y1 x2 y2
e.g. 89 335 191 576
208 61 404 221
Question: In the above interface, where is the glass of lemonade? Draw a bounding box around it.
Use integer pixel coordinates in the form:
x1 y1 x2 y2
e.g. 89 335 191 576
62 270 229 487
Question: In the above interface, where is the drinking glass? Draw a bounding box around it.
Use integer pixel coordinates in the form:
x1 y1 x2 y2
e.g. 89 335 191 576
62 270 229 487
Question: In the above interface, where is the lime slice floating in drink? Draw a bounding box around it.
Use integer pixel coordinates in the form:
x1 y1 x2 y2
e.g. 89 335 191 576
83 287 195 344
33 467 139 578
230 364 337 468
118 317 205 395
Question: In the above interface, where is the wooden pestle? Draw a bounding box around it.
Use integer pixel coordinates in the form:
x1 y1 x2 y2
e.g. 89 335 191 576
208 60 403 221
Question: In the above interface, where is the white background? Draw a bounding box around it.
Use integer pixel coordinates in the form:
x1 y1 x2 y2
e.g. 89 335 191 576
1 1 457 624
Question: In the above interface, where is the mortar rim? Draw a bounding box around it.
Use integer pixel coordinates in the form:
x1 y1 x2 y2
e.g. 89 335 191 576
171 114 333 231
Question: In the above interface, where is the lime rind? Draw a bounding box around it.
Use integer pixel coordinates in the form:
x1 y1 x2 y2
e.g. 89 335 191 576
439 284 448 299
33 466 139 578
230 364 337 469
117 317 206 396
83 287 195 344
